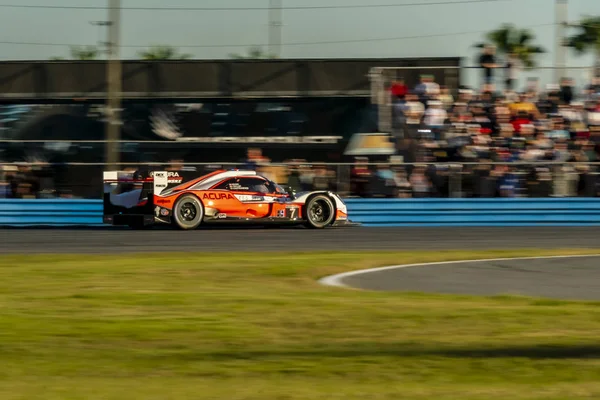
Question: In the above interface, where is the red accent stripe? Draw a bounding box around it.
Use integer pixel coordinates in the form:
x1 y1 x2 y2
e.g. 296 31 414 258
103 178 153 183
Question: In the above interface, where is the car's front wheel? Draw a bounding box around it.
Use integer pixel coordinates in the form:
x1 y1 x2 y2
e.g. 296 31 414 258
304 194 335 229
172 194 204 230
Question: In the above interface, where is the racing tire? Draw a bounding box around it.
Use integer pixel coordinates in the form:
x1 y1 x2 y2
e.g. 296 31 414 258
304 194 336 229
172 194 204 230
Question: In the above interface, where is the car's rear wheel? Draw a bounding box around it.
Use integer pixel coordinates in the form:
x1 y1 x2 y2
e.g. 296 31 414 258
304 194 335 229
172 194 204 230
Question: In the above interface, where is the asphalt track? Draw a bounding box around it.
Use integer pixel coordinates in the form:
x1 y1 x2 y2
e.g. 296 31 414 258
320 255 600 300
1 226 600 254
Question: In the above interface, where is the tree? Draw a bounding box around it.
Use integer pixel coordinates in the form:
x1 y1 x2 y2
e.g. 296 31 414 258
473 24 545 68
50 45 99 60
229 46 277 59
69 45 100 60
137 45 192 60
565 15 600 76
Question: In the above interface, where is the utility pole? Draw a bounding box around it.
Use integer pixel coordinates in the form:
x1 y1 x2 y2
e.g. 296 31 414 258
90 21 111 55
105 0 122 170
554 0 568 84
268 0 282 57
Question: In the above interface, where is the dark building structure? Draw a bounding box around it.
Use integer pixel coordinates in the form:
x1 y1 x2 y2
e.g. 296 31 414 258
0 57 462 167
0 57 461 101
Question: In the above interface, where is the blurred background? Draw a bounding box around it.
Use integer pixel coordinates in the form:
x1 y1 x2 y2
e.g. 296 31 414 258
2 0 600 200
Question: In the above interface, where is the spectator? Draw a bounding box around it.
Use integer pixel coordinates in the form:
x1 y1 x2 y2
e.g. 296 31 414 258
409 165 431 198
350 157 371 197
312 164 334 191
423 100 447 137
390 79 408 100
0 165 17 198
509 93 540 119
511 111 533 134
439 86 454 110
479 45 499 86
560 77 575 105
393 167 412 197
504 52 521 91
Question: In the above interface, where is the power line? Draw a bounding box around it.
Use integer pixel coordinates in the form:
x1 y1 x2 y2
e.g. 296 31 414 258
0 23 556 49
0 0 510 11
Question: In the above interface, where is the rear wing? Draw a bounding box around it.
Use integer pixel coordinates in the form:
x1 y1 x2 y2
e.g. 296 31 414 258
102 170 169 196
102 170 171 225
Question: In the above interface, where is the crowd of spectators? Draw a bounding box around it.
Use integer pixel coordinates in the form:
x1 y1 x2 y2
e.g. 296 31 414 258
379 62 600 197
0 163 58 199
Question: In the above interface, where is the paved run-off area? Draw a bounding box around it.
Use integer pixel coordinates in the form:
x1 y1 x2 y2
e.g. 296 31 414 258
321 255 600 300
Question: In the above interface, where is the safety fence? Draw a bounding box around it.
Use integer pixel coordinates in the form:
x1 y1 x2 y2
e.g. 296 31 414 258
2 198 600 227
3 161 600 200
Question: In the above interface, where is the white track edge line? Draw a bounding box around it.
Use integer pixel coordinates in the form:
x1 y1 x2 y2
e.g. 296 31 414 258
318 253 600 288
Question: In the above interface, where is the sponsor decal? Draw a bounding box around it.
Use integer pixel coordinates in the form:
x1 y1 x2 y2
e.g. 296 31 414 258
152 171 169 194
234 194 264 202
150 171 183 183
156 199 170 204
228 183 249 190
154 206 170 216
150 171 180 177
216 213 227 219
203 193 235 200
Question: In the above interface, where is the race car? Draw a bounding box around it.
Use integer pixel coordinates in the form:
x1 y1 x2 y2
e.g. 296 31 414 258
102 168 355 229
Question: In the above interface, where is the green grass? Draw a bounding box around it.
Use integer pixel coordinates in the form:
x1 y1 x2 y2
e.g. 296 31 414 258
2 248 600 399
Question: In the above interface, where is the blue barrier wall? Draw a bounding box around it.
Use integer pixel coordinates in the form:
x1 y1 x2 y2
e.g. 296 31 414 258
344 198 600 226
0 199 103 226
2 198 600 227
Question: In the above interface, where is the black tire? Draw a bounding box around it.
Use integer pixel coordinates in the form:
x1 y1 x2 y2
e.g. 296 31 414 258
172 194 204 230
304 194 336 229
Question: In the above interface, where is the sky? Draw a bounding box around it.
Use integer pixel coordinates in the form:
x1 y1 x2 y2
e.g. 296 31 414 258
1 0 600 87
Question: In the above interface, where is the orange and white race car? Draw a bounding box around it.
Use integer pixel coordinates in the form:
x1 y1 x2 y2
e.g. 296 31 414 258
103 168 355 229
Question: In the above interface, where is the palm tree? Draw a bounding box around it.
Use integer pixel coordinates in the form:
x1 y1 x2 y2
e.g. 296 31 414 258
229 46 277 59
137 45 192 60
473 24 545 68
565 15 600 76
